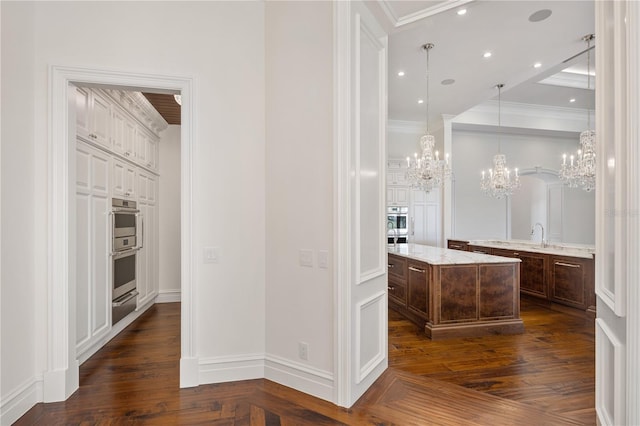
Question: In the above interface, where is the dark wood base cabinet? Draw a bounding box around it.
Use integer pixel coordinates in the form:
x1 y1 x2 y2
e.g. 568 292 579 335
448 240 595 313
388 254 524 340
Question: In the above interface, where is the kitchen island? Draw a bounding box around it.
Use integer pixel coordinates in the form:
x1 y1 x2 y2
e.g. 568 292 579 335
388 243 524 339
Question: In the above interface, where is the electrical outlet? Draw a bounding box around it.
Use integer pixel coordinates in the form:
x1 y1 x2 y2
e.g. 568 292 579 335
299 249 313 267
298 341 309 360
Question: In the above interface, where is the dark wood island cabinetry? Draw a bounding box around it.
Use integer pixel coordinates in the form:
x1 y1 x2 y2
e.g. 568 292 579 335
388 244 524 340
448 239 595 313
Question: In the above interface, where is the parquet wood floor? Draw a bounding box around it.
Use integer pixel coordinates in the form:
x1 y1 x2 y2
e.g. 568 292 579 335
15 297 594 425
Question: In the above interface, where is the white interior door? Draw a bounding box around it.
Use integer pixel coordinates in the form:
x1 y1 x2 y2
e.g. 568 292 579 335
335 0 388 407
594 2 640 425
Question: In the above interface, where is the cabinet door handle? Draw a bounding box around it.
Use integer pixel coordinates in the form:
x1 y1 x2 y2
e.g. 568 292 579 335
513 252 519 256
555 261 581 268
387 286 395 291
409 266 425 273
388 264 394 268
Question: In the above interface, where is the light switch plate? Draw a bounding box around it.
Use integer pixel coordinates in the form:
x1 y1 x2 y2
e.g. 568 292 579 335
318 250 329 269
203 247 219 264
299 249 313 267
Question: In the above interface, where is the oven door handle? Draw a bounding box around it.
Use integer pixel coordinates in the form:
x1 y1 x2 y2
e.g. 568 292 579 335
136 213 144 250
109 211 115 255
112 290 139 307
111 247 140 258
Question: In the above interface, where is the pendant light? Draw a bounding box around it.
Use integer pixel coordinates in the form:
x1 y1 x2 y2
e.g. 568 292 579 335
480 83 521 199
406 43 451 193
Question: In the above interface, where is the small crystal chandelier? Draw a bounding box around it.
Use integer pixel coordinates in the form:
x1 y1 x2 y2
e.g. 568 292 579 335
481 84 521 199
406 43 451 193
559 34 595 192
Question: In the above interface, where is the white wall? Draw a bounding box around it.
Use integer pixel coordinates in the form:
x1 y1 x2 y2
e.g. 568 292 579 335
452 129 583 240
158 125 181 298
264 1 334 400
1 2 266 421
1 1 39 415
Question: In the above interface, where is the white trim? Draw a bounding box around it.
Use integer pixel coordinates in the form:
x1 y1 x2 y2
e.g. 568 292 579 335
377 0 474 28
155 289 181 303
47 65 195 400
333 0 352 408
595 319 625 426
264 354 334 402
388 119 426 134
198 354 264 384
354 291 386 384
0 378 43 426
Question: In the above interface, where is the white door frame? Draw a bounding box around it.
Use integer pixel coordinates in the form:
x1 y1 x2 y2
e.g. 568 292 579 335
45 66 197 401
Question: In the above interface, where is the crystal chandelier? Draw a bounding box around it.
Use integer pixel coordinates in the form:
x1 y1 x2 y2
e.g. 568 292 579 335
481 84 521 199
559 34 595 192
406 43 451 193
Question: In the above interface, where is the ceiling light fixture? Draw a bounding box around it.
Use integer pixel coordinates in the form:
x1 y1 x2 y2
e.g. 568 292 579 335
560 34 596 192
569 98 576 103
481 84 520 199
418 99 424 104
457 9 467 15
398 71 405 77
483 52 492 58
534 62 542 68
406 43 451 193
174 94 182 106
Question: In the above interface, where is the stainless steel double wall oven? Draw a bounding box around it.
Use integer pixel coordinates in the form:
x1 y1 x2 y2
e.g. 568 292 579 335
111 197 142 325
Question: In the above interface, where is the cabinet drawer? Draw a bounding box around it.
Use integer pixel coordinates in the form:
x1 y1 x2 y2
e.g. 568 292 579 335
447 240 469 251
468 245 491 254
387 277 406 305
388 254 407 280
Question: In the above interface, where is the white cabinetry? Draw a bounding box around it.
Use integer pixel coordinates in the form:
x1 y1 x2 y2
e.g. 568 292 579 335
136 128 158 171
387 187 409 206
75 87 111 149
75 141 111 357
136 171 158 308
410 188 441 247
112 107 136 159
112 158 136 200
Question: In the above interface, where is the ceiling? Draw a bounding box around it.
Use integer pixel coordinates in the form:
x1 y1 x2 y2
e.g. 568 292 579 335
371 0 595 126
142 93 181 125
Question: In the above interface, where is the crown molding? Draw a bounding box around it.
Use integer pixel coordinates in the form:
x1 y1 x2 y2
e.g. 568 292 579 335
378 0 474 28
102 89 169 135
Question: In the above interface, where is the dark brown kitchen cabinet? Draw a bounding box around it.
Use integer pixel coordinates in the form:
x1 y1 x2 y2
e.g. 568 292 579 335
492 248 548 299
549 255 595 311
467 244 492 254
447 239 469 251
387 254 407 310
407 261 430 320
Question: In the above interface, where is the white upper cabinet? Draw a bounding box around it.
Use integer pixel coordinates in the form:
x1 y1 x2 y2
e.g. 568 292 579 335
76 87 111 149
112 158 136 200
112 107 136 159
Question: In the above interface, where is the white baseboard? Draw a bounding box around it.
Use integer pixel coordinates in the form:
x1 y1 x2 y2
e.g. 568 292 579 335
198 353 265 384
1 377 43 425
155 289 181 303
264 354 334 403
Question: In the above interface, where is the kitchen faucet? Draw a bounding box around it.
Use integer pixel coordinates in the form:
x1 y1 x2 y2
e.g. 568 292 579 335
531 222 545 248
387 221 398 247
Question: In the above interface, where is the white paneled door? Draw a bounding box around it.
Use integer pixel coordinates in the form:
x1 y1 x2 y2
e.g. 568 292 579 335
335 0 388 407
594 2 640 425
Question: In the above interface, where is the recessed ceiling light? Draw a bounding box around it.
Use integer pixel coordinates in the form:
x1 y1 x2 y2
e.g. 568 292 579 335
441 79 456 85
457 9 467 16
397 71 405 77
569 98 576 103
529 9 552 23
533 62 542 68
483 52 492 58
418 99 424 104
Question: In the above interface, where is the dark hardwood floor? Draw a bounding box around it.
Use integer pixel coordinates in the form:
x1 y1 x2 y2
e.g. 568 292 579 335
16 297 594 425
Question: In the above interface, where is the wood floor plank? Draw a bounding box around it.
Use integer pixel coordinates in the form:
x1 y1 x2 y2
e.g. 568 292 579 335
15 298 595 425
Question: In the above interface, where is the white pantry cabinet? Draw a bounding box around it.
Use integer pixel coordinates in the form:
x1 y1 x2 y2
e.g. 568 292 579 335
409 188 441 247
75 87 112 149
75 141 111 358
112 158 137 200
112 106 136 159
387 187 409 206
136 171 158 308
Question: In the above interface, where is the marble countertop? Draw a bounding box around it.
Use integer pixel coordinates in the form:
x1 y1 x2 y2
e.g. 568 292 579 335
467 239 595 259
388 243 521 265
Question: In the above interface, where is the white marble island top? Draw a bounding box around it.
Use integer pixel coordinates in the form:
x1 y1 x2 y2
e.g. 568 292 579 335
388 243 521 265
468 239 595 259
